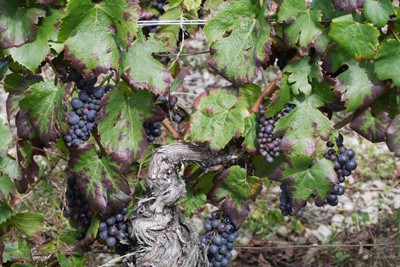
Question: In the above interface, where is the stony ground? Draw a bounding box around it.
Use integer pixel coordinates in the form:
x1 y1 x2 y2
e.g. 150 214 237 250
1 30 399 267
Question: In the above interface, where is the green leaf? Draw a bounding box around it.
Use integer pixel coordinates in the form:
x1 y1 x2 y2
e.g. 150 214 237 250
238 84 262 109
241 114 258 153
0 202 12 224
285 10 322 49
0 0 45 48
350 107 391 142
335 60 385 112
122 34 172 95
374 39 400 87
69 144 131 214
311 0 345 20
183 0 201 10
277 0 307 22
283 56 312 95
59 0 138 77
19 81 66 146
386 114 400 157
9 212 45 238
204 0 272 85
155 6 183 49
0 174 14 199
57 254 86 267
185 89 250 151
0 118 11 151
7 9 63 71
329 14 379 60
283 159 337 212
181 187 206 217
265 76 293 117
0 155 18 199
96 84 152 170
363 0 394 27
274 99 332 160
210 165 263 226
3 239 31 262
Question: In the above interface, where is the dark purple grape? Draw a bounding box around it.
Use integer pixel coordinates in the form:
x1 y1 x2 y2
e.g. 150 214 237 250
118 222 128 232
71 98 83 109
345 160 357 171
345 149 355 159
115 214 124 222
211 210 220 219
64 135 72 143
121 207 128 215
99 222 107 231
106 216 116 226
106 236 117 247
99 230 108 240
93 86 105 99
209 244 219 254
212 235 223 245
68 113 80 125
87 110 97 121
108 226 118 236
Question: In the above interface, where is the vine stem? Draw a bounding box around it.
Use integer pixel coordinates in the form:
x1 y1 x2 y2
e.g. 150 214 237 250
121 73 138 92
250 80 277 113
92 129 107 156
333 112 356 130
31 146 68 161
161 118 182 140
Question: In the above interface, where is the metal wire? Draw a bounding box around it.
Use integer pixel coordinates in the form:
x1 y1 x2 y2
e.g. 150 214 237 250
137 19 207 26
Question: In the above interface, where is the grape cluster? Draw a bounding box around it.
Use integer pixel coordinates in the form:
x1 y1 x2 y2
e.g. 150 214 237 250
63 174 93 240
144 121 162 143
64 70 113 147
159 95 187 123
279 182 305 217
97 208 129 247
199 210 240 267
321 134 357 206
257 103 295 163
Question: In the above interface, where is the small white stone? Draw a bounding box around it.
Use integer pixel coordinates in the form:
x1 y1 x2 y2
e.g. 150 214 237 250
312 225 332 242
393 195 400 209
331 214 345 226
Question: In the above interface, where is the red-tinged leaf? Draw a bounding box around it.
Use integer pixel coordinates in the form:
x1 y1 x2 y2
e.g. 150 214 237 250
59 0 139 78
332 0 365 12
15 140 45 193
385 115 400 157
334 60 385 112
0 0 45 48
209 166 263 227
350 107 391 143
122 34 172 95
96 83 153 171
185 88 250 151
69 143 131 215
19 81 67 147
204 0 272 85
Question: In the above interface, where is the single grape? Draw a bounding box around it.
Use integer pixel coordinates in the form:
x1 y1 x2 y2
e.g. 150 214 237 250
106 236 117 247
71 98 83 109
106 216 116 226
68 113 80 125
115 214 124 222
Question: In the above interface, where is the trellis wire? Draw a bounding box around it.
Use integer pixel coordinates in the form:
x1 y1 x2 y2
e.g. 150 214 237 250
137 17 398 27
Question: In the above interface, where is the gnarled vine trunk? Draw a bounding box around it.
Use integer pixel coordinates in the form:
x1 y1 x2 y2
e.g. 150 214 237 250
125 142 241 267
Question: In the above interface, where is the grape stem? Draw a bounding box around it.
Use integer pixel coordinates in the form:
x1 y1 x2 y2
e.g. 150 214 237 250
92 129 107 156
161 118 182 140
121 73 138 92
251 80 277 113
333 112 355 130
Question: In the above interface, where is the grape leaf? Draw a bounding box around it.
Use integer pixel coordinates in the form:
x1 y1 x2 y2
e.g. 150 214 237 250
277 0 307 22
332 0 365 12
374 39 400 87
0 155 19 199
122 34 173 95
9 212 45 238
7 9 63 72
2 239 31 262
350 107 391 143
265 76 293 117
155 6 182 49
274 98 332 160
180 187 206 217
0 174 14 200
0 118 11 151
311 0 346 20
69 144 131 215
238 84 262 109
329 14 379 60
334 60 385 112
19 81 66 147
185 88 250 151
283 159 337 214
0 0 45 48
204 0 272 85
363 0 394 27
184 0 201 11
59 0 138 77
283 56 312 95
96 84 152 170
0 203 12 224
385 114 400 157
241 114 258 153
15 140 44 193
209 165 263 227
285 10 323 49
